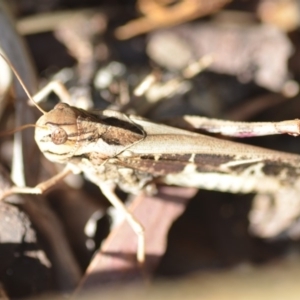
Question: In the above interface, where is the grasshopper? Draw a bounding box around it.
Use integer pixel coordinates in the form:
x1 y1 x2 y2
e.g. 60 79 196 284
2 53 300 264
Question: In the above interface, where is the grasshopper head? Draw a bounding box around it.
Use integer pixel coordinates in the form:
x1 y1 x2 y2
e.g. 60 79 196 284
35 103 81 163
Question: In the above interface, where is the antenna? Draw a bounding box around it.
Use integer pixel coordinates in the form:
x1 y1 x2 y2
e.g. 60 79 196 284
0 123 39 137
0 52 46 114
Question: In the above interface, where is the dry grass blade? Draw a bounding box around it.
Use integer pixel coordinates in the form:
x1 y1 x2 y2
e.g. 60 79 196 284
75 186 197 295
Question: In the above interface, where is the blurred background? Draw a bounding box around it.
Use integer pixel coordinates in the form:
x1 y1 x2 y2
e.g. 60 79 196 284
1 0 300 298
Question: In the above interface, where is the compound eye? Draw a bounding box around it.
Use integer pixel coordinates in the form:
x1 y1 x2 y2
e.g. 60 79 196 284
51 127 68 145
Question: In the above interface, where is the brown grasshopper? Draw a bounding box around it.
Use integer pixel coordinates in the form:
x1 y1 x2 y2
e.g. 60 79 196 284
2 53 300 264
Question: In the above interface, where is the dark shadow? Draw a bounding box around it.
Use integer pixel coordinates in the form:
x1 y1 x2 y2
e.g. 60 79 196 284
0 242 53 298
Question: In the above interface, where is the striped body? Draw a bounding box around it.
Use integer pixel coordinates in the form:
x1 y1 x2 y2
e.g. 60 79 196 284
34 103 300 195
